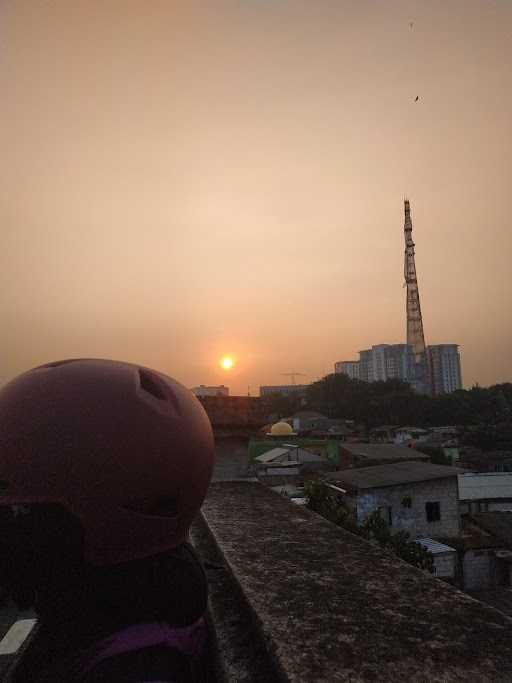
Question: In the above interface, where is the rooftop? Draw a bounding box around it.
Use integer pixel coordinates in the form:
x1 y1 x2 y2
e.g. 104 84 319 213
458 472 512 501
325 460 467 490
416 537 457 555
340 442 429 461
470 512 512 548
255 447 291 463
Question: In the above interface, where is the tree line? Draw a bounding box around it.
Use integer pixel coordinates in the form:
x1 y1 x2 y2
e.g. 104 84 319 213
267 375 512 449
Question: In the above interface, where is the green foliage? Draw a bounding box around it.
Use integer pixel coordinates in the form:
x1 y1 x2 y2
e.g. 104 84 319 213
265 393 303 419
414 444 452 465
305 481 433 572
304 480 359 533
304 376 512 447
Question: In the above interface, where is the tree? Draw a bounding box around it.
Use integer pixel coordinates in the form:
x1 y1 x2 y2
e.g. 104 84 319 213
305 481 433 572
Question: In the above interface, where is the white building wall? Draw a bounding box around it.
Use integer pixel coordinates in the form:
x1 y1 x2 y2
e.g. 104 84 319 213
191 385 229 397
334 361 360 379
433 553 456 578
458 473 512 502
372 345 388 381
354 478 460 538
428 344 462 394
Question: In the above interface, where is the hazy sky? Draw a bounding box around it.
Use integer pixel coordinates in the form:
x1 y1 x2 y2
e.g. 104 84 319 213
2 0 511 394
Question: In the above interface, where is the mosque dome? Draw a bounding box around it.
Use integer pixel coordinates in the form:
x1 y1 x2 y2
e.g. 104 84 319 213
268 421 296 436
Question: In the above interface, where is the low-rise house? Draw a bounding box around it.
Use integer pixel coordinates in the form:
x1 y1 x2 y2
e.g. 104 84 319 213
370 425 399 443
255 445 327 467
270 483 308 506
461 513 512 590
290 411 352 439
458 472 512 515
416 537 458 581
394 426 430 446
256 445 333 487
338 443 429 469
290 411 327 432
324 461 467 538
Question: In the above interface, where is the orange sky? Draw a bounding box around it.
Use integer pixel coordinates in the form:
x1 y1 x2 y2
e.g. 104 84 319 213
2 1 511 394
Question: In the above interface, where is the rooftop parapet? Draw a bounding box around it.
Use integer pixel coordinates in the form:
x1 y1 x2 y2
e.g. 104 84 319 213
197 481 512 682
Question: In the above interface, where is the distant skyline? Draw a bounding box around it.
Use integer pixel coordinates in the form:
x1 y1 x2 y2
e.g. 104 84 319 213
2 1 511 395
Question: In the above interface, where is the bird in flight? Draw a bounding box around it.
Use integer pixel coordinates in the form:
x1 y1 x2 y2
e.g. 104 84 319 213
414 96 419 102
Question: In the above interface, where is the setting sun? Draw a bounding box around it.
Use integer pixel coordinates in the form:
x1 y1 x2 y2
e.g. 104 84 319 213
220 356 234 370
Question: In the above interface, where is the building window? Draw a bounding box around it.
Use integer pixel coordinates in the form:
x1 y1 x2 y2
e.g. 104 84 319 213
378 506 392 526
425 502 441 522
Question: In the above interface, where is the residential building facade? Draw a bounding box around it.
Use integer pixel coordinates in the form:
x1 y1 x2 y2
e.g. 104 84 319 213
358 344 415 384
325 461 465 538
458 473 512 515
334 361 360 380
427 344 463 394
191 384 229 397
260 384 309 397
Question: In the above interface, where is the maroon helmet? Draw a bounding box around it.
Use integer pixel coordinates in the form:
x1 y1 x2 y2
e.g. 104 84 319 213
0 359 215 566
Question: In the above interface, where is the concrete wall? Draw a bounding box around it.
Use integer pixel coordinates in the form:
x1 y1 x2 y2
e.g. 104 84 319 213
196 482 512 681
433 552 456 578
463 550 494 591
355 478 460 538
198 395 271 427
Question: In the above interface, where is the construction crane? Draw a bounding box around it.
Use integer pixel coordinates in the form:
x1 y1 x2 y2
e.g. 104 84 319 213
282 371 306 385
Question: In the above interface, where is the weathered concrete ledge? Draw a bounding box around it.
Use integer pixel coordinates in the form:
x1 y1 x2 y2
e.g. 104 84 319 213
198 481 512 682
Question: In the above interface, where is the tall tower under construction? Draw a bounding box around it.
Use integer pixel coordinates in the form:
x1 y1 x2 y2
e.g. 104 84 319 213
403 199 429 393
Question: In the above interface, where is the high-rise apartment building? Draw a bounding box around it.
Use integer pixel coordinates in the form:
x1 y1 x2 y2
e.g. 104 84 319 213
427 345 463 394
359 349 374 383
259 384 309 397
358 345 414 383
334 361 360 379
191 385 229 397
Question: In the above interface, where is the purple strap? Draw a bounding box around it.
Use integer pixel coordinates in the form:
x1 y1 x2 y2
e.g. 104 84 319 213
80 617 206 675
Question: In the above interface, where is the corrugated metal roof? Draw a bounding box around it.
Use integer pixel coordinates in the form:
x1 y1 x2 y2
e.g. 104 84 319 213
325 461 468 489
255 447 291 463
458 473 512 501
416 538 457 554
256 446 327 465
341 443 428 461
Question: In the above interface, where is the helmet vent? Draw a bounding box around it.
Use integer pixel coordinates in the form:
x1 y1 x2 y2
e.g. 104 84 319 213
139 370 167 401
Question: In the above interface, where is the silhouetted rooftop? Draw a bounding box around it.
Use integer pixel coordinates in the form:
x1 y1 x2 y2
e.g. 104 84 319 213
325 460 467 490
340 442 428 461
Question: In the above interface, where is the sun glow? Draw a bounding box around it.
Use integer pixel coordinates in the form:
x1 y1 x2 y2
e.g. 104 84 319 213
220 356 234 370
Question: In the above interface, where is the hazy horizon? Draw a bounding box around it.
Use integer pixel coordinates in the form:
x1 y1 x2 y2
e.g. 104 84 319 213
2 1 511 395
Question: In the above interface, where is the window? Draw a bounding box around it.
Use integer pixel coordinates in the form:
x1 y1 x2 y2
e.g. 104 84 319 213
425 501 441 522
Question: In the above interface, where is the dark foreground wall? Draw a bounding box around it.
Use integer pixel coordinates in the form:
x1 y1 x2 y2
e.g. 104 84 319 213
195 481 512 682
198 396 270 429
